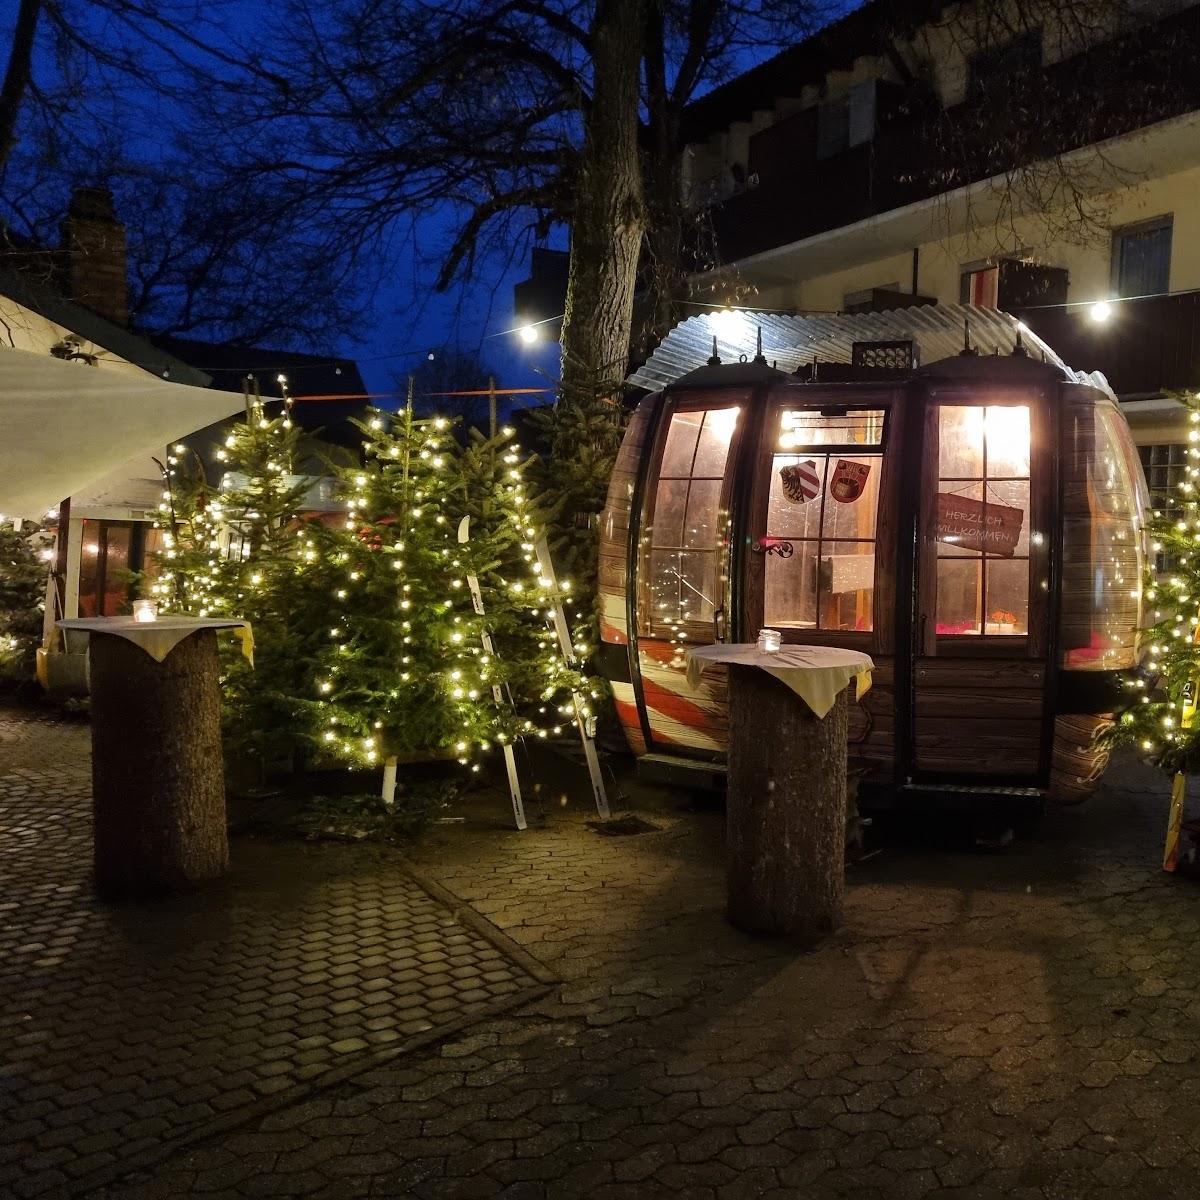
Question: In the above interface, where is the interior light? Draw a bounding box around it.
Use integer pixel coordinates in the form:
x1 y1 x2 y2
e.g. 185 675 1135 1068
1089 301 1112 323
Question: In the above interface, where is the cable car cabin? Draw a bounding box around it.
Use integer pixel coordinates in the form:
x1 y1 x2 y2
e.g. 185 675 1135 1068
599 314 1148 804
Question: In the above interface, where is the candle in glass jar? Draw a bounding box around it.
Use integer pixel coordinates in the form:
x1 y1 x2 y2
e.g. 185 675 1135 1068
757 628 781 652
133 599 158 623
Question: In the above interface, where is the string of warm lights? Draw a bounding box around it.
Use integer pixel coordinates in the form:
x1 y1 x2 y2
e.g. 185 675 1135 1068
150 366 601 784
1113 394 1200 765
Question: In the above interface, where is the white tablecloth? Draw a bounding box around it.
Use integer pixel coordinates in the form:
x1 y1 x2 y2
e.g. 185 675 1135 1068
686 643 873 719
57 616 254 666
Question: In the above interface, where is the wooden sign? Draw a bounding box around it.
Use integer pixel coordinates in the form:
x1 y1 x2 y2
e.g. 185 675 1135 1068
830 459 870 503
935 493 1023 557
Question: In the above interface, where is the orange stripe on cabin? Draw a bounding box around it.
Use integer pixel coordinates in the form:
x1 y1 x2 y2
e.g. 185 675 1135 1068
641 677 722 736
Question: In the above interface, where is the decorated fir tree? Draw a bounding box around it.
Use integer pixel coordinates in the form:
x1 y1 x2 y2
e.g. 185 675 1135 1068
525 386 627 595
1112 396 1200 771
154 384 320 773
308 401 500 778
0 521 51 687
151 445 225 617
453 422 589 751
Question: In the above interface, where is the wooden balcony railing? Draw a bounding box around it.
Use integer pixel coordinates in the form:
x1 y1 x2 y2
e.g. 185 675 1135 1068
1016 293 1200 398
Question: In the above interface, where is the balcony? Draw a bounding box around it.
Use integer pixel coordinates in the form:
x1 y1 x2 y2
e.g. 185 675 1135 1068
699 5 1200 271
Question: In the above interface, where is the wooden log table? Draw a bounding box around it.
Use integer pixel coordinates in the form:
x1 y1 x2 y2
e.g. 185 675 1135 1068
57 615 253 900
687 643 874 942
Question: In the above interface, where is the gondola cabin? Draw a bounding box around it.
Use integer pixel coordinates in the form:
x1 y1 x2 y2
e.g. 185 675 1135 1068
598 307 1148 803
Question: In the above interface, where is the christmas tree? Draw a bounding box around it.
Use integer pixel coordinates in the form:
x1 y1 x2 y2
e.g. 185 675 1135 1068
0 521 51 688
453 421 589 752
1112 396 1200 770
308 400 499 779
525 385 627 596
154 383 319 773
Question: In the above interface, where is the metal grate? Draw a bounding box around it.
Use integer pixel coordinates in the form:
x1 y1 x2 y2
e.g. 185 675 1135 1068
851 339 917 369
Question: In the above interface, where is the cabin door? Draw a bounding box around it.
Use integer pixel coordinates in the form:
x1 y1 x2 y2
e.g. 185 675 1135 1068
909 393 1052 783
742 394 900 771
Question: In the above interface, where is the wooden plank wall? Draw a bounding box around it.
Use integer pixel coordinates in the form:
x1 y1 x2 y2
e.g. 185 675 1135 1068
847 657 894 770
912 659 1044 776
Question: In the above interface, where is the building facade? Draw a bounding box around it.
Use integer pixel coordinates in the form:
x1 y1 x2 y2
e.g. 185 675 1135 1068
682 0 1200 506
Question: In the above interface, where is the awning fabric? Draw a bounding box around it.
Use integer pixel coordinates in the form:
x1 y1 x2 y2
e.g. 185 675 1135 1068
0 346 244 520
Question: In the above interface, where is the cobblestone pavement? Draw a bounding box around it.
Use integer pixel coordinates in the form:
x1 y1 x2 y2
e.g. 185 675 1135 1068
0 708 552 1199
100 750 1200 1200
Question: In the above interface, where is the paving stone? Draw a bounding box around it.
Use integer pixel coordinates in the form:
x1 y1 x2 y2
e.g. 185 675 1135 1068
0 706 545 1198
9 708 1200 1200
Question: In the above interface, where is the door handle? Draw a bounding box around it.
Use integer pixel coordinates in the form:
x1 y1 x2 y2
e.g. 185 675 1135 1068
713 604 727 643
753 536 794 558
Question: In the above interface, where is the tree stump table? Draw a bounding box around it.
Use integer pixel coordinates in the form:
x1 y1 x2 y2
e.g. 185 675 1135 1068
58 616 253 900
687 643 874 942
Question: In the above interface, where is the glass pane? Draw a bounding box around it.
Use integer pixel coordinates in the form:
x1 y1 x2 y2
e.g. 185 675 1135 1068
769 455 826 537
102 524 133 616
939 406 983 477
659 411 703 477
765 542 818 629
985 479 1031 555
779 409 884 449
683 479 723 548
818 540 875 632
1116 223 1171 297
650 480 688 547
78 519 102 618
638 405 739 638
647 549 684 623
677 551 718 623
985 559 1030 635
821 456 879 540
936 558 982 634
692 408 739 476
985 406 1030 478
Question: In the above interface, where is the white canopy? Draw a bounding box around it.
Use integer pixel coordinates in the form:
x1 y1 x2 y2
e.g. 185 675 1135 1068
0 346 243 520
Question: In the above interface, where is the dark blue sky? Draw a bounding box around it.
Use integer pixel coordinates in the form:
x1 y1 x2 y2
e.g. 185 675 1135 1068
5 2 855 411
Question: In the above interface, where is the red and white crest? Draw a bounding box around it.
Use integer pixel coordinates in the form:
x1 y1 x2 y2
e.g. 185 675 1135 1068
830 459 871 504
779 459 820 504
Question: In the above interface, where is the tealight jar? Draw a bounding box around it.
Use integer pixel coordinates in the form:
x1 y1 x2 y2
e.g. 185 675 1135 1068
132 599 159 623
757 628 782 652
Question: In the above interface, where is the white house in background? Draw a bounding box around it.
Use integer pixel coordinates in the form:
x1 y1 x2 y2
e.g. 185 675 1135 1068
682 0 1200 508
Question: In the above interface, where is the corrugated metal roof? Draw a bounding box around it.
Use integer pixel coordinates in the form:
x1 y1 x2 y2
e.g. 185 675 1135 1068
628 304 1114 398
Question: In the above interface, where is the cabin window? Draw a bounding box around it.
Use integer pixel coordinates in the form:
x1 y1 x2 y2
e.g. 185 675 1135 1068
639 406 739 635
765 408 884 632
1061 404 1146 670
934 405 1031 636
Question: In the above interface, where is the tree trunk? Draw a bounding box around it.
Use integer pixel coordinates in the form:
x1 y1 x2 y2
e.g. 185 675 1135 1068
558 0 646 408
638 110 688 359
0 0 42 176
89 630 229 899
725 666 848 941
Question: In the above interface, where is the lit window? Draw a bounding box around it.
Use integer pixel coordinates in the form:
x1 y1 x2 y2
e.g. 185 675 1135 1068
934 406 1030 636
765 408 883 632
639 407 739 635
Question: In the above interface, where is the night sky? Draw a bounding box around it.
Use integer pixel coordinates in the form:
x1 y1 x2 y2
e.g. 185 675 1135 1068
5 3 855 412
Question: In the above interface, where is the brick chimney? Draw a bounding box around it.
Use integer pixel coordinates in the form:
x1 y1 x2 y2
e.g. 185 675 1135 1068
60 187 129 326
